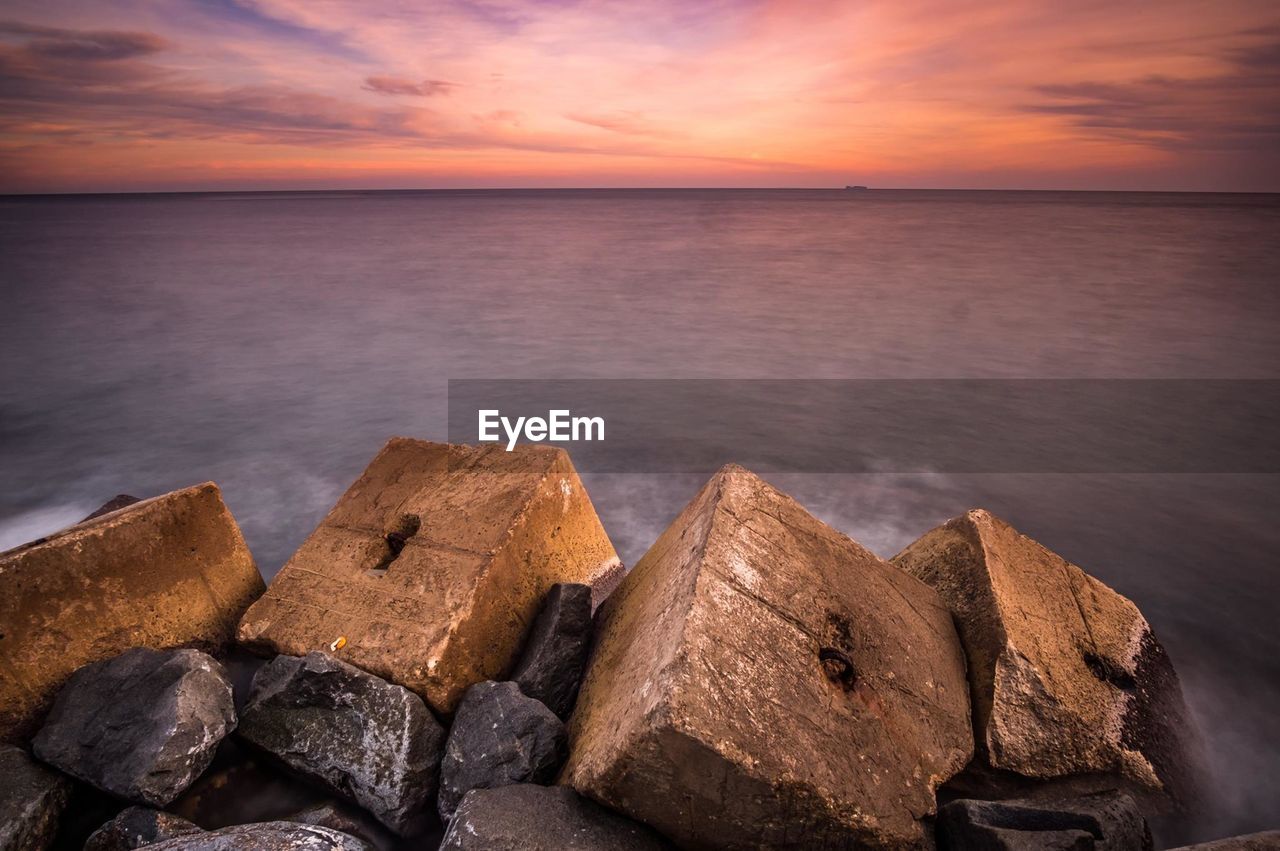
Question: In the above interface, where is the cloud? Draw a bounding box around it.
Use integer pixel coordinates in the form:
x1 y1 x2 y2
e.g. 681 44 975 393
566 111 677 138
362 75 455 97
0 20 167 61
1020 32 1280 153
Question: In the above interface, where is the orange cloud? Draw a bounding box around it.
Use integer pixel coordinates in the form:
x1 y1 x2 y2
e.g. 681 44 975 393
0 1 1277 192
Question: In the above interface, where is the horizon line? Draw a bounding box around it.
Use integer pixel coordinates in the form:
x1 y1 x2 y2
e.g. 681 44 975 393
3 186 1278 199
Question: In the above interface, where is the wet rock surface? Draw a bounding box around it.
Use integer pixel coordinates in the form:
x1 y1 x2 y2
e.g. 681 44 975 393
141 821 373 850
894 509 1205 811
284 801 400 851
437 681 567 823
32 648 236 806
238 652 445 837
236 439 622 714
563 464 974 850
82 806 205 851
0 744 72 851
440 784 675 850
0 483 263 744
936 791 1152 850
509 582 593 719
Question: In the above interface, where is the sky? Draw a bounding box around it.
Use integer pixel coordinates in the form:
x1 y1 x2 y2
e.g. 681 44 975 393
0 0 1277 193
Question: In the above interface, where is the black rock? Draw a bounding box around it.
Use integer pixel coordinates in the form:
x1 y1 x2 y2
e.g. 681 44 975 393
0 744 72 851
140 821 372 850
441 784 674 850
31 648 235 806
238 652 445 837
437 681 568 823
937 791 1152 850
83 806 204 851
1167 831 1280 849
285 801 399 851
81 495 142 522
510 583 593 719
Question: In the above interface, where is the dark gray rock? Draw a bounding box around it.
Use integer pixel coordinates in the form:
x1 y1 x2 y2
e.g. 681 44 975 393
510 583 593 719
31 648 235 806
441 784 674 850
1167 832 1280 850
285 801 398 851
141 821 372 850
82 495 142 522
0 744 72 851
437 681 567 823
83 806 204 851
937 791 1152 850
238 652 445 837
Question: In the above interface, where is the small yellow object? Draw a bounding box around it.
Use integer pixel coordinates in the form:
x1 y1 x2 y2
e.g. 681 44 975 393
330 636 347 652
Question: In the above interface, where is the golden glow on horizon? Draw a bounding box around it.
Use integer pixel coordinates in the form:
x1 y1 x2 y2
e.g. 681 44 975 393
0 0 1277 192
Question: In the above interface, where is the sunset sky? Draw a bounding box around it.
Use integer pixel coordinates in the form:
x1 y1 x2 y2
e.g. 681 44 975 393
1 0 1277 193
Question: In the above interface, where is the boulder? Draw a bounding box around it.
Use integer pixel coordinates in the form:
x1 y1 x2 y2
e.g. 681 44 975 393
440 784 675 850
936 791 1151 850
0 483 264 743
510 583 593 718
82 494 142 522
562 465 974 850
0 744 72 851
83 806 204 851
238 652 445 836
1168 832 1280 850
141 822 372 850
893 510 1204 811
32 648 236 806
284 801 398 851
237 439 622 715
437 681 567 822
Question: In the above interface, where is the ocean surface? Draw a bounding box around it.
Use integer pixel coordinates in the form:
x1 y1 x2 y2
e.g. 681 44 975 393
1 189 1277 842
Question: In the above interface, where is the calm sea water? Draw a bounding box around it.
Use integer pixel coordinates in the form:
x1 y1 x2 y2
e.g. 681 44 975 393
1 189 1277 841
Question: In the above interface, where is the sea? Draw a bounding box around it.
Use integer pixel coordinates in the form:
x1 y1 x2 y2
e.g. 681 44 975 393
1 189 1277 842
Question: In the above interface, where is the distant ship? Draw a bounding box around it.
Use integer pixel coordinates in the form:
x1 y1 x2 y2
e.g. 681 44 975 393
845 185 869 190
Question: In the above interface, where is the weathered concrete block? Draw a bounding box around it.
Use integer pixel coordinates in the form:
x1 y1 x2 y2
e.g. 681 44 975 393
0 744 72 851
0 483 264 744
237 439 621 715
893 510 1204 811
441 784 676 850
563 465 974 850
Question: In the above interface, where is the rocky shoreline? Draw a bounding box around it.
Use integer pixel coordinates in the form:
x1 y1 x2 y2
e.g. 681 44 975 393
0 438 1274 850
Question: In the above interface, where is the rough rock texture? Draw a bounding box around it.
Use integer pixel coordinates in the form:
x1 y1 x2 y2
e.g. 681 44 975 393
936 791 1151 850
0 744 72 851
238 652 445 836
83 807 204 851
285 801 398 851
1168 832 1280 850
563 465 974 850
893 509 1204 811
0 483 264 743
440 784 675 850
32 648 236 806
237 439 622 715
141 821 372 850
437 681 568 822
510 583 593 718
